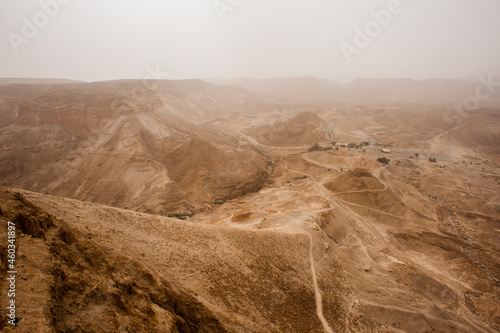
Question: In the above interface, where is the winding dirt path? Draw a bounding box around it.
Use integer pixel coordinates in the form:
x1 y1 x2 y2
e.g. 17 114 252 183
301 155 341 172
237 124 330 150
332 184 388 195
304 230 335 333
334 198 405 220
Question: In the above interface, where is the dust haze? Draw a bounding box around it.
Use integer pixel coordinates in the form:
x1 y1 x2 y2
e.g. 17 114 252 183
1 0 500 81
0 1 500 333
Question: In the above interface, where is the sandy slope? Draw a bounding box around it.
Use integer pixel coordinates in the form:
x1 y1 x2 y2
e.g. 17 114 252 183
0 188 347 332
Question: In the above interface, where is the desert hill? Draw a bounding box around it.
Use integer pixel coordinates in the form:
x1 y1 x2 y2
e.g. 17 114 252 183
325 168 385 192
0 81 269 214
325 168 405 217
241 111 331 147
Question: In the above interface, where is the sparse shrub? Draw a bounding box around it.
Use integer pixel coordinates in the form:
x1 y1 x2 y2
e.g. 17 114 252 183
286 176 308 183
414 153 419 158
429 157 437 163
377 157 390 165
167 213 192 220
308 143 320 152
348 142 357 149
308 143 333 152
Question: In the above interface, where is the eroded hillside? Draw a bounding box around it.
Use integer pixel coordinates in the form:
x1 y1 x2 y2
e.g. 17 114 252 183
0 188 348 332
0 81 271 214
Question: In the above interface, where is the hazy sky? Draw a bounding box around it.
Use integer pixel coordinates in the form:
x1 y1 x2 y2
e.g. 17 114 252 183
1 0 499 82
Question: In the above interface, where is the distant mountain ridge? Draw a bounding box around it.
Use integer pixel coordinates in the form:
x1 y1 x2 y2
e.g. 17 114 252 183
0 77 83 85
210 76 500 106
6 76 500 106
